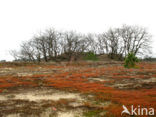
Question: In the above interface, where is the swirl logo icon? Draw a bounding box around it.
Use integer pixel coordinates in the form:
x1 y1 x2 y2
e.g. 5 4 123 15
121 105 130 115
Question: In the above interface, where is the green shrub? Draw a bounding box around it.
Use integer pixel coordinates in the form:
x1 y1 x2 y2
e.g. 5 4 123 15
124 53 139 68
84 52 98 61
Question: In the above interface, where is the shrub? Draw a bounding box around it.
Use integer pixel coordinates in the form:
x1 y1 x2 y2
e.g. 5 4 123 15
124 53 139 68
84 52 98 61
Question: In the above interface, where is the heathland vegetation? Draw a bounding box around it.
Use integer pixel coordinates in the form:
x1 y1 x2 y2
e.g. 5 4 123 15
0 25 155 117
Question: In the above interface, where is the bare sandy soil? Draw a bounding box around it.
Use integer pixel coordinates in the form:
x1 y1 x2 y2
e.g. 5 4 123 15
0 61 155 117
0 87 86 117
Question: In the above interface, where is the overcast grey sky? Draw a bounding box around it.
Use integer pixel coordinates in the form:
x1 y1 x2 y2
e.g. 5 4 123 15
0 0 156 61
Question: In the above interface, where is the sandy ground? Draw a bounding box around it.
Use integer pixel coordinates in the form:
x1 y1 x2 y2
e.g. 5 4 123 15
0 62 155 117
0 87 85 117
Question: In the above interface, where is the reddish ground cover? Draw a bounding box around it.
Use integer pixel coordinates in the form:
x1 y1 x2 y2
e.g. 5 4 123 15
0 62 156 117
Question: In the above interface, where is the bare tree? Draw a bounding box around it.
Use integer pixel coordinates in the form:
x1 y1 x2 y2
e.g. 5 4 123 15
10 25 152 62
85 33 98 54
20 41 36 62
31 38 42 62
97 25 152 60
9 50 19 61
35 35 48 62
120 25 152 56
44 28 62 59
61 31 80 61
97 28 123 59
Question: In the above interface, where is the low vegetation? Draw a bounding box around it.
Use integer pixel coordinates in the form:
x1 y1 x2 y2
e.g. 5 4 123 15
0 61 155 117
1 24 154 117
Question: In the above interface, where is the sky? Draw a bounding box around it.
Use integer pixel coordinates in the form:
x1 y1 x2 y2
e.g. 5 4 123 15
0 0 156 61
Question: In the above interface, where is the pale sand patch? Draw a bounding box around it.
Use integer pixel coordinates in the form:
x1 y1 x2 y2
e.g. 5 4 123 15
88 78 109 82
69 101 82 107
0 95 7 100
57 110 82 117
14 92 81 101
6 114 40 117
17 73 33 77
6 114 20 117
140 77 156 83
3 68 13 70
0 88 83 102
0 68 13 73
57 112 74 117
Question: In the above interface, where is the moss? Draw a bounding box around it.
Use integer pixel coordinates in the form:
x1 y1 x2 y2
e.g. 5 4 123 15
83 110 102 117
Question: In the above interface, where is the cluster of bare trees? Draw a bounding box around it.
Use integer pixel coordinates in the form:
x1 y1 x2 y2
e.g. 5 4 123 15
97 25 152 59
10 25 152 62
